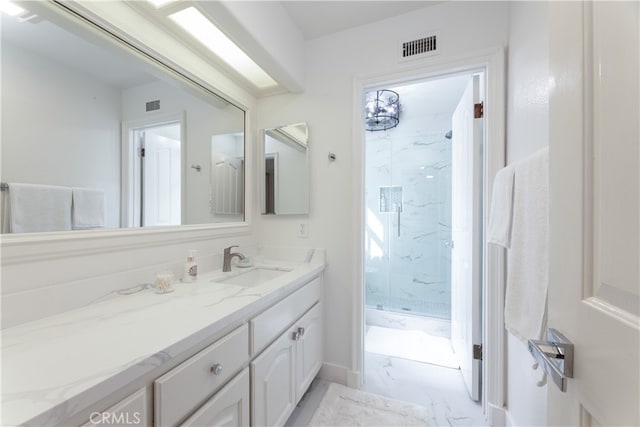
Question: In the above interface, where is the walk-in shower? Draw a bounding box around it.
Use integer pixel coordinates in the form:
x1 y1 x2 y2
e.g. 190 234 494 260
363 75 474 321
364 118 453 319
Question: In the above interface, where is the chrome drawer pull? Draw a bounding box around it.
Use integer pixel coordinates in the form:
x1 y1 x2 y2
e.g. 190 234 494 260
210 363 223 375
297 327 305 337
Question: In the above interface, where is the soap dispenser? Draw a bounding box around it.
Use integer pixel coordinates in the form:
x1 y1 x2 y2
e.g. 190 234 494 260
183 250 198 283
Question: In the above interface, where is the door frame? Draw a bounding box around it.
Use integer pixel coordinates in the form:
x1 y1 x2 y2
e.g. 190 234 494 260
121 111 185 228
352 47 506 425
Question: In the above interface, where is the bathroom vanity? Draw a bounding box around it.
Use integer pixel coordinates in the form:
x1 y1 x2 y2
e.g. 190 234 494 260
1 250 324 426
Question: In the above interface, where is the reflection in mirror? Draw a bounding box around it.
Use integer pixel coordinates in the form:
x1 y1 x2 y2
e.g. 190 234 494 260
0 5 245 233
261 123 309 215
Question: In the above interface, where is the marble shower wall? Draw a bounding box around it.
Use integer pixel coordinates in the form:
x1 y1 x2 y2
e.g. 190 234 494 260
365 111 452 319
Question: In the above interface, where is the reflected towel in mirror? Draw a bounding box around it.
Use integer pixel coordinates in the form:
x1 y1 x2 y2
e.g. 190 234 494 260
7 183 73 233
72 188 105 229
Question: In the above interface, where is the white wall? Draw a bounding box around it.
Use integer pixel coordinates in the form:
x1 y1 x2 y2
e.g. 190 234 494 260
1 42 122 228
505 2 550 426
255 1 509 381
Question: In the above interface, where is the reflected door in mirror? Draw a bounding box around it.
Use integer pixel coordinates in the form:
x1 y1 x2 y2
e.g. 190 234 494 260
261 123 309 215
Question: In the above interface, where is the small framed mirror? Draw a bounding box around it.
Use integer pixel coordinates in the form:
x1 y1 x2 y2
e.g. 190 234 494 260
261 123 309 215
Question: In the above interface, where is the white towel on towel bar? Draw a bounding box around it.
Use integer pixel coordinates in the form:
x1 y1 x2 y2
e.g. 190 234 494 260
72 188 105 229
504 147 549 342
487 165 515 248
8 183 73 233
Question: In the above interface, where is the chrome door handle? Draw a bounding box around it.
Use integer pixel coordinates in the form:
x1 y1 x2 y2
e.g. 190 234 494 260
528 328 574 392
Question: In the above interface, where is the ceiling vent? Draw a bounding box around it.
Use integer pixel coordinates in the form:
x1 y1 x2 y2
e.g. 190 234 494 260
399 33 440 62
146 100 160 112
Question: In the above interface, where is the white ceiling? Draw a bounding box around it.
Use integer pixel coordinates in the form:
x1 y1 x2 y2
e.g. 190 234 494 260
280 1 444 40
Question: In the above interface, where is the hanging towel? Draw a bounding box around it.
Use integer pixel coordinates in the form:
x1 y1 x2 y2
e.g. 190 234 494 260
8 183 73 233
72 188 105 229
504 147 549 342
487 165 515 248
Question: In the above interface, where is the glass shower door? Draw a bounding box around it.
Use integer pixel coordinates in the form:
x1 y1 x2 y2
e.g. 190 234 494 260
364 129 452 319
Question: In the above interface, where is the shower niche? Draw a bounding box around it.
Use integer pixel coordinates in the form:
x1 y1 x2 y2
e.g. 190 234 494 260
379 186 403 213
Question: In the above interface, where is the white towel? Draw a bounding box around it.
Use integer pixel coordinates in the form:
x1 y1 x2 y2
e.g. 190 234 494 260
487 165 515 248
8 183 73 233
504 147 549 342
72 188 105 229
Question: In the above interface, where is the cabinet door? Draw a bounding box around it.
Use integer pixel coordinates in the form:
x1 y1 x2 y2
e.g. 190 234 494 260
180 368 249 427
295 303 323 402
251 328 296 427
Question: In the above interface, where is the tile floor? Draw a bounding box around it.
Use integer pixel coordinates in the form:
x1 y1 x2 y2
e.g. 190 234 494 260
286 320 487 427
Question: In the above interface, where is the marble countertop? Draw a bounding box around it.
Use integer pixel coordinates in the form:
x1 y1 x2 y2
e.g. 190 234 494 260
1 257 324 426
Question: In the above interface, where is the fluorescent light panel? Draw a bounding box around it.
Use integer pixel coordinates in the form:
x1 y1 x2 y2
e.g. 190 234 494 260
145 0 174 8
1 0 25 16
169 7 277 89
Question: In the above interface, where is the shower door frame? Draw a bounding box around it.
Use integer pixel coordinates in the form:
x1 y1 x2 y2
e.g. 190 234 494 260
352 47 506 425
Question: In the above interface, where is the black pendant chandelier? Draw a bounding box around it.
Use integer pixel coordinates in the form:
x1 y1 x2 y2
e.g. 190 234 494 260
364 89 400 132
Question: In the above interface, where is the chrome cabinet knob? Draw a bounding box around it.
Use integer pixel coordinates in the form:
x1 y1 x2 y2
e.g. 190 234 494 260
210 363 223 375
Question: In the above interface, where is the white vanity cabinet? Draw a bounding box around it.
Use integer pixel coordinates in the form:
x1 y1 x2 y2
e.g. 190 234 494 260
251 278 323 427
154 324 249 426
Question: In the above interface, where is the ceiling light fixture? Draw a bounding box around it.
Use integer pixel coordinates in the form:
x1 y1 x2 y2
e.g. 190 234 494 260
364 90 400 132
169 7 277 89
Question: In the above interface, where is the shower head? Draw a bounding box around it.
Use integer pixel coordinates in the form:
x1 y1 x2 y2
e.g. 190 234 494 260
445 130 452 140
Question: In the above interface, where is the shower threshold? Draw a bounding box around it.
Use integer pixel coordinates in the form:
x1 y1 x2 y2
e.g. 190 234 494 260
365 308 451 338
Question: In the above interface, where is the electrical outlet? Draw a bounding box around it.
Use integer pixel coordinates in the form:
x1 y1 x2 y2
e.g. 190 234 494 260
297 222 308 238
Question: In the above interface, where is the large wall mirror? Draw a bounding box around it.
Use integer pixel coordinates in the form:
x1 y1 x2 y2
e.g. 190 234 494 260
0 4 245 234
261 123 309 215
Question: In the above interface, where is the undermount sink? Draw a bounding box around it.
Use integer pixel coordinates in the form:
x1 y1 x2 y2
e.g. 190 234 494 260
211 267 292 287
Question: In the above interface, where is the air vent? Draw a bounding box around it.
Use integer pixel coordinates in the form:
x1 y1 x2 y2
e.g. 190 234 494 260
399 33 440 62
146 100 160 112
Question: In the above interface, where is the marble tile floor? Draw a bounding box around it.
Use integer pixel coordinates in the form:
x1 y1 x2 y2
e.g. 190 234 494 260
287 320 487 427
362 352 488 426
287 354 487 427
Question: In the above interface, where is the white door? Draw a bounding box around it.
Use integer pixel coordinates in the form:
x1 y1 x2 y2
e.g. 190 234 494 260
547 2 639 425
142 126 181 227
451 75 482 401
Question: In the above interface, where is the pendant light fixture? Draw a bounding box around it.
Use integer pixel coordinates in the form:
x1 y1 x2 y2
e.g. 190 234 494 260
364 89 400 132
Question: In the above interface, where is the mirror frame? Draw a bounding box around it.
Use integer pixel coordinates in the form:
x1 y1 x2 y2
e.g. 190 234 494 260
0 1 254 264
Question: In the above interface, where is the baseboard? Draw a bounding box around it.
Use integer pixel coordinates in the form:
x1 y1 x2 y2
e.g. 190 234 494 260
488 403 507 426
319 362 350 385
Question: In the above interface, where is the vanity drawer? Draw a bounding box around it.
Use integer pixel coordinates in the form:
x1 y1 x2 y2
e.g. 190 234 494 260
250 277 321 355
154 324 249 427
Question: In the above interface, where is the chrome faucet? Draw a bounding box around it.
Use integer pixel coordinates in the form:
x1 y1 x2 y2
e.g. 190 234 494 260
222 245 245 272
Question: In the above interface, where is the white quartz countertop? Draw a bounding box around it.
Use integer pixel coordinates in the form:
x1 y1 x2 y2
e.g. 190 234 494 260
1 258 324 426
